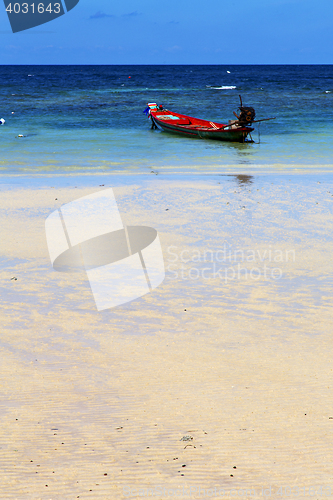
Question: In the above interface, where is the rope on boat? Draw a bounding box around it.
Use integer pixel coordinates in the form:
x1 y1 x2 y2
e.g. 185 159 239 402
258 121 261 144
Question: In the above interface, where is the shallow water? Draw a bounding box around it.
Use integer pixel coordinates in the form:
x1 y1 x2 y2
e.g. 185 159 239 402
1 65 333 176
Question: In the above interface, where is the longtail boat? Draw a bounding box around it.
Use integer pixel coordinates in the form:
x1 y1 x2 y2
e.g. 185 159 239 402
144 96 275 143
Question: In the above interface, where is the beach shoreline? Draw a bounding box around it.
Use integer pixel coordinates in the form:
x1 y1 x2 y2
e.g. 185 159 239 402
2 162 333 182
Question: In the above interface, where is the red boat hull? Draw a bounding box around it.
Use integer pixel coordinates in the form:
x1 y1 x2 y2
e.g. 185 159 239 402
147 103 254 142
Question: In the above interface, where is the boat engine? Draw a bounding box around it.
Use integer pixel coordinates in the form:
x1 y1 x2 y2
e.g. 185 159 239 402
237 106 256 125
233 95 256 126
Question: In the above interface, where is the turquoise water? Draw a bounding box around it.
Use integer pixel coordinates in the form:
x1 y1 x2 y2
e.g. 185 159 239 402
1 65 333 176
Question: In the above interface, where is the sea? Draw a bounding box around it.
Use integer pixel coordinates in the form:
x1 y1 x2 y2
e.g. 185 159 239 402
0 64 333 178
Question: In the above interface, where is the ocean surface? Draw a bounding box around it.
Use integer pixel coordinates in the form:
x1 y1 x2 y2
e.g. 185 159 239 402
0 65 333 176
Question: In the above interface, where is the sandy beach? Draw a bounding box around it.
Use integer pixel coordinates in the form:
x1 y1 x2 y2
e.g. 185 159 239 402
1 172 333 500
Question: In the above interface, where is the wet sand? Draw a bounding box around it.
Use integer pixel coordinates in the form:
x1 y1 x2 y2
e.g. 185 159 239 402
1 173 333 499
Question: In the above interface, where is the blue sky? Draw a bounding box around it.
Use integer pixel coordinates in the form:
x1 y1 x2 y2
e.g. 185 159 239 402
1 0 333 64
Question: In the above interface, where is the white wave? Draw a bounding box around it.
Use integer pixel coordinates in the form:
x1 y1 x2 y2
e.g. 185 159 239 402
206 85 236 90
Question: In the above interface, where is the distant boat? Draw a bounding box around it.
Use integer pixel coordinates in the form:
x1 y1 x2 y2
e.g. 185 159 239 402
144 97 275 143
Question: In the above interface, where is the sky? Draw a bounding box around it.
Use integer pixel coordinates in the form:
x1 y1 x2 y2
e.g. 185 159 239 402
0 0 333 64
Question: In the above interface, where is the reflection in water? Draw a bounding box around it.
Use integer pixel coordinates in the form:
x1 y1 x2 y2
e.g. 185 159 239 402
230 142 256 165
235 175 253 185
206 140 256 164
218 174 254 186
